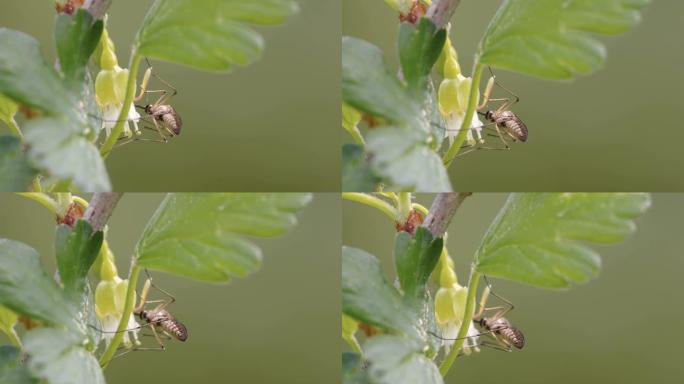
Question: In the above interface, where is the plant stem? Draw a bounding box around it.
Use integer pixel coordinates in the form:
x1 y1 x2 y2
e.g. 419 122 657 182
100 53 142 158
439 270 481 376
442 63 483 166
422 192 471 238
83 0 112 19
83 193 122 232
15 193 59 214
99 264 141 368
411 203 429 217
6 117 22 142
427 0 462 29
397 193 412 221
342 193 400 221
6 326 22 348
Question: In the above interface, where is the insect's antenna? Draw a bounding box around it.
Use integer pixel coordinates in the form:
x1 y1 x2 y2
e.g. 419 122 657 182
145 57 153 69
87 323 150 334
428 329 504 341
135 104 146 109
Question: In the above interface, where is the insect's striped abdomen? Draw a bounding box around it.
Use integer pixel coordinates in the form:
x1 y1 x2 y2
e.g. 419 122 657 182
161 317 188 342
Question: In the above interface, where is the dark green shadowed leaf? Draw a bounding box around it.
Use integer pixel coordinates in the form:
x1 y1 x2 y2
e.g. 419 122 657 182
0 135 38 192
398 18 446 92
135 193 311 282
0 345 38 384
478 0 650 80
342 352 369 384
365 335 443 384
0 28 73 114
342 246 419 340
342 37 421 126
366 127 452 192
55 9 104 84
24 329 104 384
0 239 75 327
475 193 651 288
135 0 298 72
394 227 443 302
342 144 379 192
55 220 104 295
23 116 111 192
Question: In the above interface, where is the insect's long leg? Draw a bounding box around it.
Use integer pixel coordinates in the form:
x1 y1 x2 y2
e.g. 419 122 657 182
482 275 515 321
144 269 176 310
475 338 513 352
149 116 169 143
134 67 153 102
148 322 167 351
88 322 155 335
150 71 177 106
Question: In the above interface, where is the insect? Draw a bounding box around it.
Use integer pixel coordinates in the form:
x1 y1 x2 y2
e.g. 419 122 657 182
92 269 187 358
430 276 525 353
103 59 183 147
445 67 528 157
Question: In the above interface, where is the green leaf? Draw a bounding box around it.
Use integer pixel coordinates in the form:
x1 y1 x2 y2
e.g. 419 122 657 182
475 193 651 288
135 0 298 72
398 18 446 92
342 246 419 340
0 239 75 327
394 227 443 302
24 329 104 384
365 335 443 384
23 116 111 192
136 193 312 282
55 220 104 295
0 28 73 114
478 0 650 79
55 9 104 84
0 135 38 192
342 144 379 192
342 37 421 126
366 127 452 192
342 352 369 384
0 345 38 384
0 305 18 339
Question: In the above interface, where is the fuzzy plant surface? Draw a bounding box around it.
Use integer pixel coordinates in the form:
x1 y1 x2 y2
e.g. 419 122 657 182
341 0 650 192
341 192 651 384
0 192 311 383
0 0 297 192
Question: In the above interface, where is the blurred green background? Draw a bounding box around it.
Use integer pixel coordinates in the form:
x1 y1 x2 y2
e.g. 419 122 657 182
0 193 340 383
343 1 684 191
343 193 684 383
0 0 339 191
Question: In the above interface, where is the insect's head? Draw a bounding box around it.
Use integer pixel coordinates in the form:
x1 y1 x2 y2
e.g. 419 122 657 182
134 309 148 321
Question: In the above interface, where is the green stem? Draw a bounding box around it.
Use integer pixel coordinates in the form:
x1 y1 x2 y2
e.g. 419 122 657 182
99 264 141 368
347 125 365 147
100 53 142 158
397 193 412 221
411 203 429 217
442 63 483 167
6 326 22 348
342 193 400 221
439 269 481 376
15 192 59 214
6 118 23 142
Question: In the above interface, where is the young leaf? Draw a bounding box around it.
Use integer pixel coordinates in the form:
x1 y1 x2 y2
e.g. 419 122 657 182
135 193 312 282
135 0 298 72
398 18 446 92
55 220 104 295
342 246 419 340
366 127 452 192
0 345 37 384
394 227 443 301
478 0 650 79
342 144 380 192
0 239 75 327
0 135 38 192
23 116 111 192
342 37 421 126
0 28 73 114
475 193 651 288
24 329 105 384
0 94 18 127
55 9 104 85
364 335 443 384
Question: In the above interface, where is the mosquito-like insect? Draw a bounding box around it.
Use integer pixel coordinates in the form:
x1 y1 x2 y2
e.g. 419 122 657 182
92 269 187 358
430 276 525 354
441 67 528 157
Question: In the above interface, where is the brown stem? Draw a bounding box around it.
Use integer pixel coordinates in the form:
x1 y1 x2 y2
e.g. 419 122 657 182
426 0 462 29
83 193 122 231
83 0 112 19
422 192 471 238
